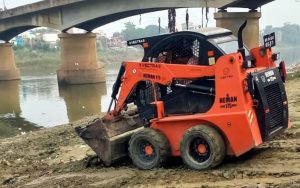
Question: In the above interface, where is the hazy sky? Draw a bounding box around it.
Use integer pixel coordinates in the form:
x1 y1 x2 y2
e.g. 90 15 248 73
1 0 300 37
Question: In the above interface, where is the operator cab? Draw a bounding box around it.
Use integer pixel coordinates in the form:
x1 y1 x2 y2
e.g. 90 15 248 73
128 27 250 66
127 28 252 123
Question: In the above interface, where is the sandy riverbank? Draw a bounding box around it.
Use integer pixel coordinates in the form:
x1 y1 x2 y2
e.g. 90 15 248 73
1 79 300 188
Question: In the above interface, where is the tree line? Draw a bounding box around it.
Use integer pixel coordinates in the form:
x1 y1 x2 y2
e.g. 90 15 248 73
112 22 167 41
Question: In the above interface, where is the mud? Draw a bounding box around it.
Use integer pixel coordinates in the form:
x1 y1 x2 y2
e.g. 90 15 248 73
0 79 300 188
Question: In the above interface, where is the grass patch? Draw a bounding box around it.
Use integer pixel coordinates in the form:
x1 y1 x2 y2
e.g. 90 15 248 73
14 47 60 76
287 72 300 80
98 47 143 70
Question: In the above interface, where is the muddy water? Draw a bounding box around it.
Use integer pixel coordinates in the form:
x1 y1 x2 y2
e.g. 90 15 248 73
0 70 117 138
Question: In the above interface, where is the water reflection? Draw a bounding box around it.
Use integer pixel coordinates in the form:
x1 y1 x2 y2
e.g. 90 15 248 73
0 80 39 138
0 80 21 115
59 83 107 122
0 75 114 138
20 76 68 127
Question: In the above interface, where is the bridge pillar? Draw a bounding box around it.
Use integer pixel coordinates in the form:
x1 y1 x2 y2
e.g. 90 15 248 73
214 11 261 49
0 43 20 81
57 33 105 85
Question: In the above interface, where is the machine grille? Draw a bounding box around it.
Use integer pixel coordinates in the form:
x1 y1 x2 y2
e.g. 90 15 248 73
264 83 284 133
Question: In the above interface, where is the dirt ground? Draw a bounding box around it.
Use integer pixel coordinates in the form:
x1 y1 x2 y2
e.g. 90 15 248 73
0 79 300 188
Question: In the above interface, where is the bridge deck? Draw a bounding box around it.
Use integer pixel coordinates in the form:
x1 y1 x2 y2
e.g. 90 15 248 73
0 0 275 41
0 0 274 20
0 0 85 19
220 0 274 10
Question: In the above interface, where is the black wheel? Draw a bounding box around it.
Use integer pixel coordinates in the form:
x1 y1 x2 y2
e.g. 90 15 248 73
129 128 170 170
180 125 226 170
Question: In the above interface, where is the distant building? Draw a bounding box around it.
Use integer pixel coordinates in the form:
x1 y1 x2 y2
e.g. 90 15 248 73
108 36 124 48
11 32 36 46
14 36 25 47
42 33 59 43
96 30 107 38
11 28 60 49
177 22 199 31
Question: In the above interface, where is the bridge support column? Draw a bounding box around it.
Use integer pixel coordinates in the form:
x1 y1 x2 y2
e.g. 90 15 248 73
57 33 105 85
0 43 20 81
214 11 261 49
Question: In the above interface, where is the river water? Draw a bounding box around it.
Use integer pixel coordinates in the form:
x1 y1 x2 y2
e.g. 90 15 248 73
0 70 117 139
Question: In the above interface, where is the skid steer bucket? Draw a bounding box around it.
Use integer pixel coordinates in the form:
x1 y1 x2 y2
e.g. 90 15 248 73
75 113 143 166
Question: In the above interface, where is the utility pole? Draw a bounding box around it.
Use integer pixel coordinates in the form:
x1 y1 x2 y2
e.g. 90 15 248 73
2 0 7 10
168 8 176 33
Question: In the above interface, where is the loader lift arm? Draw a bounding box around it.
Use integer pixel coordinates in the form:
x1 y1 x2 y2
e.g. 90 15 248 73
107 62 216 118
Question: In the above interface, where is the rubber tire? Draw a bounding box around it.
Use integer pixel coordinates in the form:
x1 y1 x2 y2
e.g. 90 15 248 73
129 128 170 170
180 125 226 170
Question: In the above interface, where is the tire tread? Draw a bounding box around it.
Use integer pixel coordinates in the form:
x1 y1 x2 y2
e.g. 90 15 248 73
129 128 170 169
180 125 226 170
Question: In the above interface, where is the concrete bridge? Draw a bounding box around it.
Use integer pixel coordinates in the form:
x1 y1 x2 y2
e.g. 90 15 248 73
0 0 273 84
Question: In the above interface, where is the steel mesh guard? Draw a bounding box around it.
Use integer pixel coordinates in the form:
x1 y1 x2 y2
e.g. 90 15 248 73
155 37 201 65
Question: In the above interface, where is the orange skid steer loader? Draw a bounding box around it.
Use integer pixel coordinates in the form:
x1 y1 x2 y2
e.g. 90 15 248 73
76 22 289 170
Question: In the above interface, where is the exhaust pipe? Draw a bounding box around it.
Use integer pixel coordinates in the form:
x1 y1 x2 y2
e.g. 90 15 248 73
237 20 248 69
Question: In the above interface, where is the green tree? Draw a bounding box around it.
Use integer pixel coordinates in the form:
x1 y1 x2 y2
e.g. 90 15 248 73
121 22 167 41
122 22 137 41
113 32 122 38
144 25 167 36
